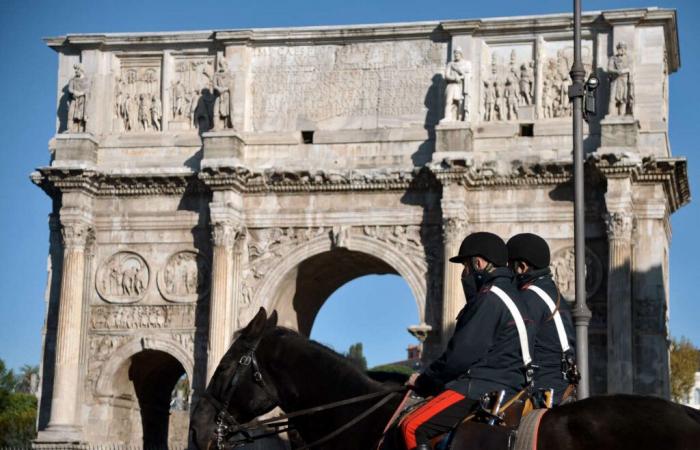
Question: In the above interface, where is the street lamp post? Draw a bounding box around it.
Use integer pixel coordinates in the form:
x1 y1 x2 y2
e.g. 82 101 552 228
569 0 593 399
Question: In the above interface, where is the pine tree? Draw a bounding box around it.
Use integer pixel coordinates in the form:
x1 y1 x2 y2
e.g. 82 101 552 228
346 343 368 371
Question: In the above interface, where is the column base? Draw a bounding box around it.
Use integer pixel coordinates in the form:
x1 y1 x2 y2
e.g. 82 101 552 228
35 424 83 445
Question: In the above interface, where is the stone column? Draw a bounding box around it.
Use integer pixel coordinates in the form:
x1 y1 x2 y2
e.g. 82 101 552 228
604 210 634 393
441 218 467 345
207 222 238 381
45 221 93 439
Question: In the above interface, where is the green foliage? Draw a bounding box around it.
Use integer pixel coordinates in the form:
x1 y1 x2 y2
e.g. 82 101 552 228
369 364 414 376
670 337 700 403
345 342 368 371
0 358 37 445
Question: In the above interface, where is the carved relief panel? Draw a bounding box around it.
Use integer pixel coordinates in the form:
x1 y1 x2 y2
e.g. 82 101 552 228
86 334 131 391
169 55 215 131
89 304 196 330
157 251 210 303
114 56 163 133
96 251 150 304
539 39 594 119
480 43 535 122
550 246 603 302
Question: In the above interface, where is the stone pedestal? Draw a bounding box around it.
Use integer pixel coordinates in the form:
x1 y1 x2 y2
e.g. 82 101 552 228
201 130 245 168
40 222 93 442
600 116 639 147
52 133 98 166
434 121 473 160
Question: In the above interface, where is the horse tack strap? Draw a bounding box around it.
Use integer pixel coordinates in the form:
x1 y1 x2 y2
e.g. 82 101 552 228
513 408 547 450
526 285 570 353
490 286 532 367
375 389 414 450
296 391 400 450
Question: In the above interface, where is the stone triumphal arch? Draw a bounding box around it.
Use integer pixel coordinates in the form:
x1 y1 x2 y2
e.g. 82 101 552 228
33 8 688 446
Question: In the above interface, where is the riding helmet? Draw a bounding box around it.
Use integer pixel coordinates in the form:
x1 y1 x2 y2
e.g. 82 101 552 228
506 233 550 269
449 232 508 267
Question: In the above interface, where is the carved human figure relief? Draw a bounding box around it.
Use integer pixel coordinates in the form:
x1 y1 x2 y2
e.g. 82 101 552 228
481 48 533 122
517 62 534 106
212 58 234 130
607 41 634 116
66 63 89 133
158 251 210 303
96 251 150 304
443 47 471 122
151 95 162 131
89 305 186 330
114 57 162 133
169 57 214 131
540 41 593 119
550 246 602 301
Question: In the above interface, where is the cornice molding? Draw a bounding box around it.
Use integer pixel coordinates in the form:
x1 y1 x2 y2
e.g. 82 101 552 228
30 154 689 213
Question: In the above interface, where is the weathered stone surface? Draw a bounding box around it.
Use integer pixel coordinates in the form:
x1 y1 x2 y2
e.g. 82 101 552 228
33 7 688 446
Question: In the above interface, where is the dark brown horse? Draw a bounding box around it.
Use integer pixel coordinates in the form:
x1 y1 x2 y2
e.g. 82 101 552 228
190 308 700 450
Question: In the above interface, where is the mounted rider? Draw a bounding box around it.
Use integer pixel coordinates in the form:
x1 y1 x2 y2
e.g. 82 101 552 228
507 233 578 405
400 232 534 450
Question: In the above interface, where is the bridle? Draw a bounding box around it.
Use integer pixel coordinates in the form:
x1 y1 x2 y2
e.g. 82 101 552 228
200 335 406 450
201 335 278 449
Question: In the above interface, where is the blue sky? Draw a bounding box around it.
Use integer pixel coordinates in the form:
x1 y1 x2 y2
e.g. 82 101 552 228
0 0 698 370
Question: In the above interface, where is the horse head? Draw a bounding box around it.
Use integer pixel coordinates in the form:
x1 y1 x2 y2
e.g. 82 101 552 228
190 307 279 450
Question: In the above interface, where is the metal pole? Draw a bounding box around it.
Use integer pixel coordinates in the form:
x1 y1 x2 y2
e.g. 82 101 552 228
570 0 592 399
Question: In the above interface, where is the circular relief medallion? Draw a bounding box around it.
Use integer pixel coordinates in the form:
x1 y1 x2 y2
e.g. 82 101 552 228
550 246 602 301
96 251 150 304
158 251 210 303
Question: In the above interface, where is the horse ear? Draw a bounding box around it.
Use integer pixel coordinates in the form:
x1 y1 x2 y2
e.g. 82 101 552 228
240 307 267 338
266 310 278 329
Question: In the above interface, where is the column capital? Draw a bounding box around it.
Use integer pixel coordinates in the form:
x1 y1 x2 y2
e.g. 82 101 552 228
604 211 634 241
61 222 94 249
442 217 468 244
211 221 244 248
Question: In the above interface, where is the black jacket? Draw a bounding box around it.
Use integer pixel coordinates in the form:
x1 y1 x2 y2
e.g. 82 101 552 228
419 267 535 397
517 268 576 399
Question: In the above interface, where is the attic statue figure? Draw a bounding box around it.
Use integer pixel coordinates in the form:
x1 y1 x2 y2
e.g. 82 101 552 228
443 47 471 122
213 58 234 130
608 41 635 116
66 63 90 133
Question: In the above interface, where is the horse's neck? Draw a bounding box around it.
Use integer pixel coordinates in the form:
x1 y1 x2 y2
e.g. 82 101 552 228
270 335 382 411
265 333 399 449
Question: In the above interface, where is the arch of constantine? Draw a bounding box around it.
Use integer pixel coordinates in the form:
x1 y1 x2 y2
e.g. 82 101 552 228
32 8 689 446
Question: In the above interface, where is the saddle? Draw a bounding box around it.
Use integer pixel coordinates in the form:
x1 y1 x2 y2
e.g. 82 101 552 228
444 386 575 450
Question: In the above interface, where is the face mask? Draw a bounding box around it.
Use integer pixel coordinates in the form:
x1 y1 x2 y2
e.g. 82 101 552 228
472 270 486 289
461 274 477 302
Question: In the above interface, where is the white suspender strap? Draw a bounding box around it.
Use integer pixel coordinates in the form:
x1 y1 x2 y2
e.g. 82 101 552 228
490 285 532 367
527 285 571 353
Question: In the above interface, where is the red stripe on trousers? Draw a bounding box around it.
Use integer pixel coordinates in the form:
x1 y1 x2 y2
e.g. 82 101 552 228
400 389 466 449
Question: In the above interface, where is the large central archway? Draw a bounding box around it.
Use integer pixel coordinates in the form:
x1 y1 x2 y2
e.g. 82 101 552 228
253 233 428 335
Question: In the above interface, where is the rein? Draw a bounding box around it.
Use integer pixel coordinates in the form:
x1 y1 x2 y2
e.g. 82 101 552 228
207 337 407 449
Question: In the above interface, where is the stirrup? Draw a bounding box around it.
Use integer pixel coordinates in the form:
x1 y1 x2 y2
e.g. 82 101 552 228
476 390 506 426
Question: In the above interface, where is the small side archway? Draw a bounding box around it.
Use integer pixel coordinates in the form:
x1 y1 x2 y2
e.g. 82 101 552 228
94 336 194 447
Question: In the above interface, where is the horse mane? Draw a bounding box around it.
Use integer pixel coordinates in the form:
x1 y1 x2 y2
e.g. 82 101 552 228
265 326 384 388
